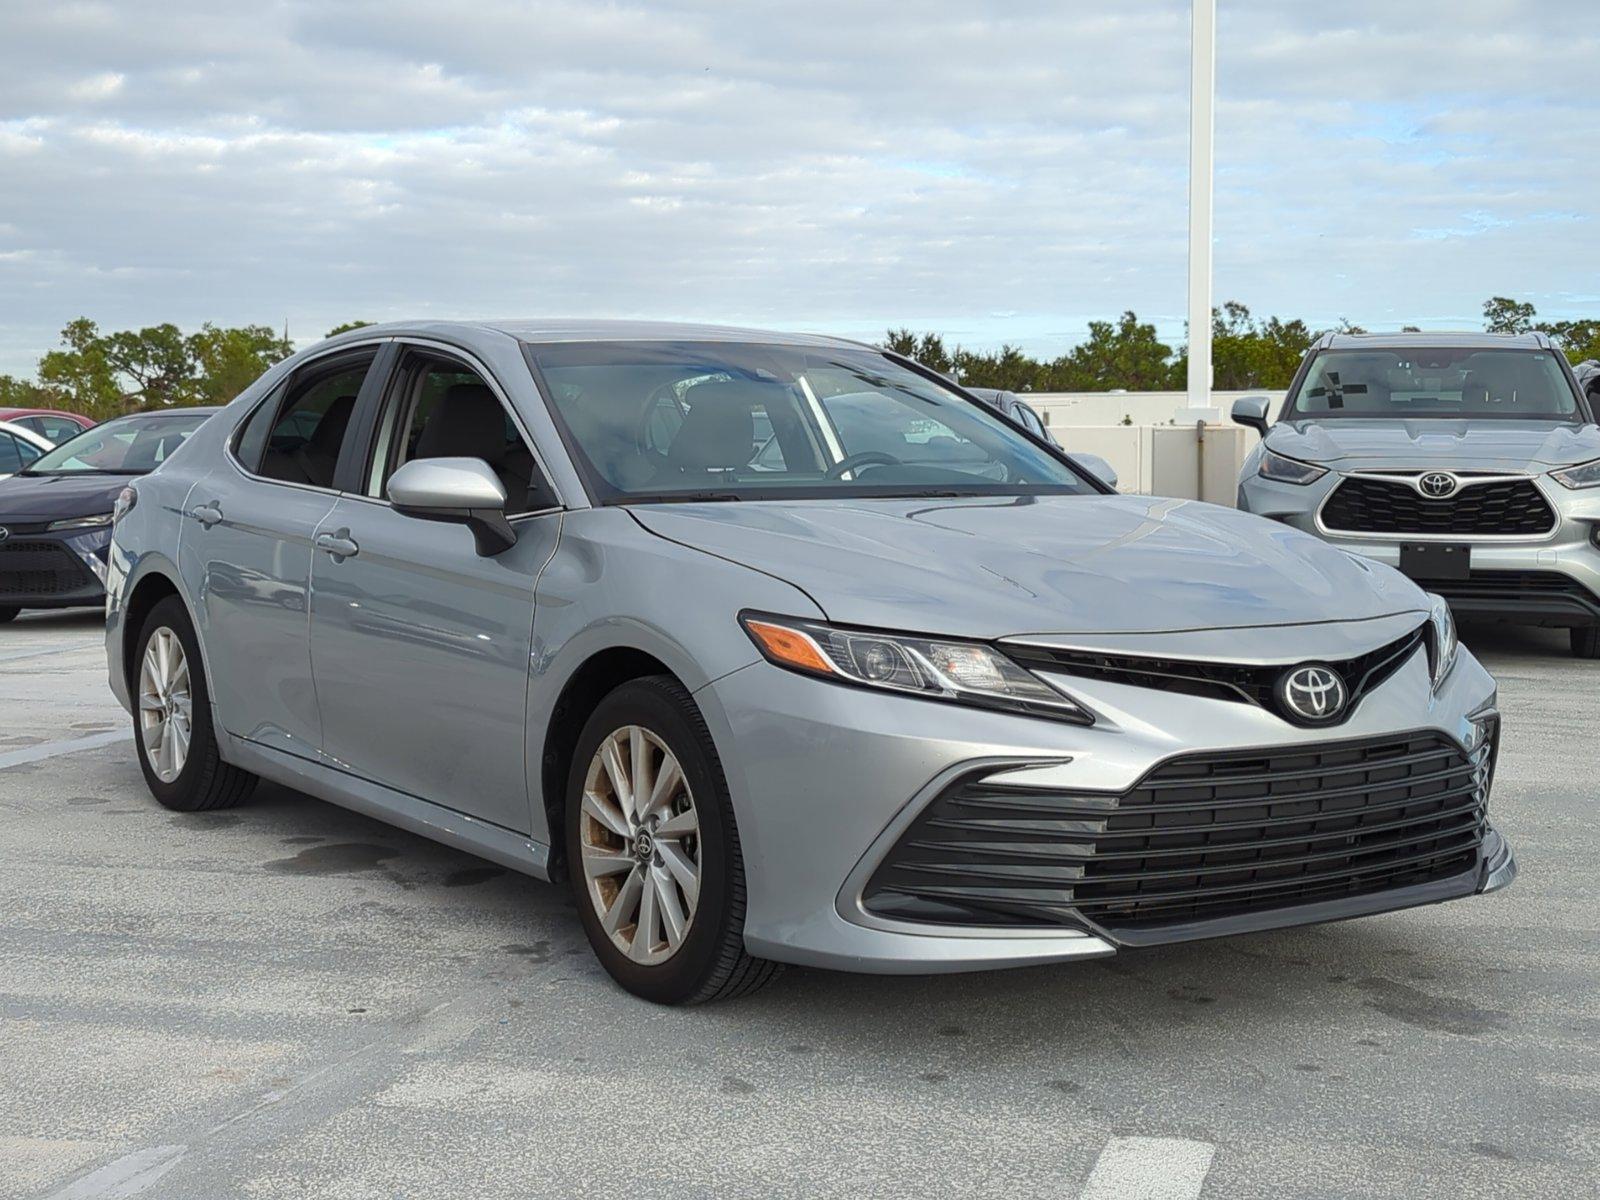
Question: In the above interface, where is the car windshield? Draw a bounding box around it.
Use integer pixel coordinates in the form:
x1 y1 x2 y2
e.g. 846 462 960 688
532 341 1092 502
1285 348 1584 421
24 410 211 474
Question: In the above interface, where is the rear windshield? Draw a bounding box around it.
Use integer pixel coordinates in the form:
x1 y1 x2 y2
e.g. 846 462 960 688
1284 348 1583 421
529 340 1092 503
25 411 211 474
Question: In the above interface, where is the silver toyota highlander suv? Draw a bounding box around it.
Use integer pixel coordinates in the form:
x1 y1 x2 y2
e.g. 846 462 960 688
1235 331 1600 657
105 320 1513 1004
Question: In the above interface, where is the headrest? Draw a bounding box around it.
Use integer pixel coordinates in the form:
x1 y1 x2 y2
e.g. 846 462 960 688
414 383 506 461
668 380 768 471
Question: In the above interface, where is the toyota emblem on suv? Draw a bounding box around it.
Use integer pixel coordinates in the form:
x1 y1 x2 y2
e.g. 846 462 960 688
0 526 9 542
1278 664 1348 723
1418 471 1459 498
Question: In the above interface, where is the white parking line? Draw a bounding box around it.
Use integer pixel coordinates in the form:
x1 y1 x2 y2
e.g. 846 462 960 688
0 729 125 770
43 1144 186 1199
1079 1136 1217 1200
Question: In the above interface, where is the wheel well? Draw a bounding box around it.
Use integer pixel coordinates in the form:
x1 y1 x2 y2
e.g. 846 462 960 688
541 647 676 880
121 573 182 692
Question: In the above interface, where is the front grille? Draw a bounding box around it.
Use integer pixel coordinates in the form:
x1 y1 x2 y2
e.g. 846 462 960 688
0 540 94 597
1321 476 1555 536
1006 625 1423 725
862 730 1491 935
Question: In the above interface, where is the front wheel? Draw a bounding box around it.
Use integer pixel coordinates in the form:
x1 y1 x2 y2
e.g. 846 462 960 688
133 596 257 811
566 675 779 1004
1573 627 1600 659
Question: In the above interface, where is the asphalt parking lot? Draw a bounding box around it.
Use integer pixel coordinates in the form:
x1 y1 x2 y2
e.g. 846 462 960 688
1 611 1596 1199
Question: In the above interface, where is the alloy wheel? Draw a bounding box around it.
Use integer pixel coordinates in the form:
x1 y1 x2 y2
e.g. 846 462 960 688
578 724 701 965
138 627 193 783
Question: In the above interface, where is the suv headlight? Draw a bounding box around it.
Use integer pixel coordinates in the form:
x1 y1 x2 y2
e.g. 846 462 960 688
740 612 1092 724
1425 593 1458 691
1258 449 1328 486
1550 458 1600 490
47 512 114 532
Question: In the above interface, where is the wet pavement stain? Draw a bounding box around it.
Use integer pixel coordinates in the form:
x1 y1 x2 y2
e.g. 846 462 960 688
1357 977 1509 1036
264 842 401 876
444 865 507 887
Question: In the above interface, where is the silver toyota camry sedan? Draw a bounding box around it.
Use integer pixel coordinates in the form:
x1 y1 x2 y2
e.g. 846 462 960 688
1235 331 1600 657
105 320 1513 1004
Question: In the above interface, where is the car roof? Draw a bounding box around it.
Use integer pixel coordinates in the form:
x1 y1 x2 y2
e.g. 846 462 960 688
323 318 872 350
0 407 87 419
1313 330 1556 352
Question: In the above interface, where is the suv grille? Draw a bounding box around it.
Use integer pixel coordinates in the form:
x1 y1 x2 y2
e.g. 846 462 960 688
862 730 1492 935
0 540 94 597
1321 476 1555 536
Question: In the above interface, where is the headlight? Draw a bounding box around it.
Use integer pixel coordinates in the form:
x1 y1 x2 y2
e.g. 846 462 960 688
1257 449 1328 486
47 512 113 532
1550 458 1600 490
739 612 1093 724
1425 593 1458 691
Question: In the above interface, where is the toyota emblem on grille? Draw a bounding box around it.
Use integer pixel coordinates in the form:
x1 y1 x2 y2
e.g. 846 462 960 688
0 526 8 542
1417 471 1459 498
1278 664 1348 723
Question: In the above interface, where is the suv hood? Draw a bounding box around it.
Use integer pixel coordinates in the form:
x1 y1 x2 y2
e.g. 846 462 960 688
0 472 125 524
630 494 1426 639
1267 418 1600 469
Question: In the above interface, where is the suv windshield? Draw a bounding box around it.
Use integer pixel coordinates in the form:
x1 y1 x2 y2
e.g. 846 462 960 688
1285 348 1584 421
25 410 211 474
532 341 1091 502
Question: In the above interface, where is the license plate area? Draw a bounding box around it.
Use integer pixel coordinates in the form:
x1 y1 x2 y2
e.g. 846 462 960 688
1399 542 1471 581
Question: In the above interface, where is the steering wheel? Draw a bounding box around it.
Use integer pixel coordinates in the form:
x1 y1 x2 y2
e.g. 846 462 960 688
825 451 902 479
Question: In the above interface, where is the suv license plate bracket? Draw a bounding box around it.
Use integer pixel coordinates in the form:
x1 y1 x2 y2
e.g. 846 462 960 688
1399 542 1471 582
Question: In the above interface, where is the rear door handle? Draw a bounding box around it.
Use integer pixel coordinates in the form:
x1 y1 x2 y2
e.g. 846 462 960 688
314 529 360 562
189 501 223 528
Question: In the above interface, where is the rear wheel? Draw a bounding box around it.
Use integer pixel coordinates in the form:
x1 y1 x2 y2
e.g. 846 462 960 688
0 607 19 623
133 596 257 811
566 675 779 1004
1573 627 1600 659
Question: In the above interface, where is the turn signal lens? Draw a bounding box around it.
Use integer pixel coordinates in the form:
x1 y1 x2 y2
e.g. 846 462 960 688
742 619 836 676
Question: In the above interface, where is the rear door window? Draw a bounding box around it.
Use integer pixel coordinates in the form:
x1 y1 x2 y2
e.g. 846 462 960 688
249 355 376 488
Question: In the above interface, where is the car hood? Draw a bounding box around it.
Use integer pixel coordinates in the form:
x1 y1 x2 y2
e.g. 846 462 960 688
630 494 1426 638
0 473 126 524
1267 418 1600 469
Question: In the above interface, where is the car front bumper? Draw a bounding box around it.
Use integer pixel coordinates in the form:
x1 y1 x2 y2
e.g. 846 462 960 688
1239 469 1600 627
0 524 112 610
697 637 1511 974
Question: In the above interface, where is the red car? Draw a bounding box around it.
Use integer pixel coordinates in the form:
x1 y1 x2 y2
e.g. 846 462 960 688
0 408 96 445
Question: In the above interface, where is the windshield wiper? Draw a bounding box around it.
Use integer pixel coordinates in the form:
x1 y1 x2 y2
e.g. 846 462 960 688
617 491 745 505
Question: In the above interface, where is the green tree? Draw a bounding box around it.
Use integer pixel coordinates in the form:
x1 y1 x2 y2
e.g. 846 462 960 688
1483 296 1537 335
1052 311 1177 391
186 323 293 405
326 320 375 337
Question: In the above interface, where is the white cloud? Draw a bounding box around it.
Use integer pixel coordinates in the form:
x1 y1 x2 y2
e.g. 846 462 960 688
0 0 1595 374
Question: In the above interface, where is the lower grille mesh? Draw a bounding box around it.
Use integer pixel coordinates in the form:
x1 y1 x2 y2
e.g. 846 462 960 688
0 540 93 597
862 730 1491 934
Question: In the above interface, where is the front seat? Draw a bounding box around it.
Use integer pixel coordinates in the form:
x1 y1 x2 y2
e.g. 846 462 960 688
412 383 531 509
662 381 759 479
296 394 356 488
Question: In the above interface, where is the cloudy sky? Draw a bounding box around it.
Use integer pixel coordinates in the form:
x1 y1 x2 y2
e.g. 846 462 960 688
1 0 1596 375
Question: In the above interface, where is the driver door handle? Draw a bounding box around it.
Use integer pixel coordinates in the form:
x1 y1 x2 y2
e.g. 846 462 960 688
314 529 360 562
189 501 223 528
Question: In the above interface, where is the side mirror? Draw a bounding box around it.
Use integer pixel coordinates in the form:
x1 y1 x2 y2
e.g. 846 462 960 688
1231 395 1271 437
1071 452 1118 490
387 457 517 556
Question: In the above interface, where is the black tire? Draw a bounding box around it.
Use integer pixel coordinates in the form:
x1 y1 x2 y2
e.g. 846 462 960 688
133 596 257 812
565 675 780 1004
0 606 19 623
1573 627 1600 659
